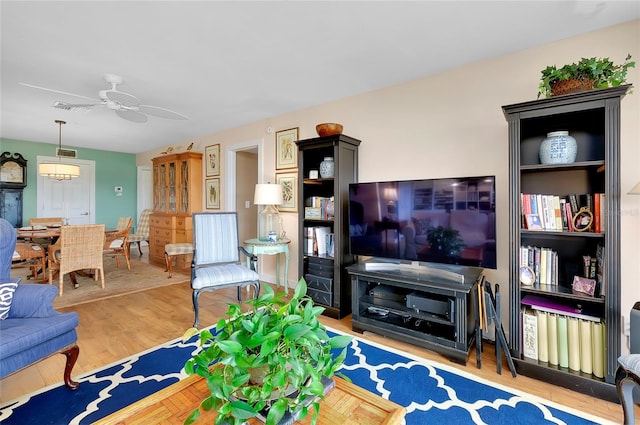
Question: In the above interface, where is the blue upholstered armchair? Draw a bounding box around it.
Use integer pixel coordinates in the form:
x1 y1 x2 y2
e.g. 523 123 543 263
0 218 80 390
190 212 260 328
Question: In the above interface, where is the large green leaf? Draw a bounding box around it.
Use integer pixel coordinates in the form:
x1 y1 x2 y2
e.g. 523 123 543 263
217 339 243 354
229 400 259 420
283 323 310 340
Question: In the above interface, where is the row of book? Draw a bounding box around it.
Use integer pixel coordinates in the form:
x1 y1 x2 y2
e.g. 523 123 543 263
304 196 334 220
519 245 558 285
521 309 605 377
521 295 605 378
303 226 335 257
520 193 605 233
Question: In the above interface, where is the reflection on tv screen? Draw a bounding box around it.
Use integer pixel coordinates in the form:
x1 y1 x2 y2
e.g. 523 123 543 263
349 176 496 269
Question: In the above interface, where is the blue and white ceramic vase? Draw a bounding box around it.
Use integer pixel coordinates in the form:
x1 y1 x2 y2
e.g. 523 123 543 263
319 157 335 178
539 131 577 164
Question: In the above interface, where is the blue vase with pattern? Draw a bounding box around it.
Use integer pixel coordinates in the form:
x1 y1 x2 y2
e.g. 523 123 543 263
539 131 577 164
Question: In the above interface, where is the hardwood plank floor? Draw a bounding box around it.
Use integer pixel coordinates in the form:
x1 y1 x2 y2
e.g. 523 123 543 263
0 263 635 423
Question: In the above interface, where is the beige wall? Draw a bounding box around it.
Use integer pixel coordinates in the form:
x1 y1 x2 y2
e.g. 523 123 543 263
139 20 640 352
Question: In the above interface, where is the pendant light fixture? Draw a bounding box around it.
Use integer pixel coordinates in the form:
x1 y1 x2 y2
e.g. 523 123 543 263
38 120 80 180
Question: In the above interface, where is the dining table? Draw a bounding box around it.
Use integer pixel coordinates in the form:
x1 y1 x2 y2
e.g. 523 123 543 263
15 225 115 286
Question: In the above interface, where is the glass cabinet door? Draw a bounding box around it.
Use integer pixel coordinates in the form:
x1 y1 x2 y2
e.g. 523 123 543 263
179 159 189 213
168 161 177 212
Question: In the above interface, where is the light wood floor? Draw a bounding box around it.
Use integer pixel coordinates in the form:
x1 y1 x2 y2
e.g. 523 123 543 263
0 265 635 423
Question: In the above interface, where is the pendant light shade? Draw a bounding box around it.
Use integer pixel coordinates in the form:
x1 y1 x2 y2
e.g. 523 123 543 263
38 120 80 180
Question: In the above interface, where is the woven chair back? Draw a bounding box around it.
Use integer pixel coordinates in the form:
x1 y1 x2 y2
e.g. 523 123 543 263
58 224 105 276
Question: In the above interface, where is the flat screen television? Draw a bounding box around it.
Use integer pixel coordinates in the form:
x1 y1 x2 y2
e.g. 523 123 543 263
348 176 496 269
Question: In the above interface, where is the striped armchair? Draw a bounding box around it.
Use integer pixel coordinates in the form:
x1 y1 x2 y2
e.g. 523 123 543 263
191 212 260 328
128 209 152 256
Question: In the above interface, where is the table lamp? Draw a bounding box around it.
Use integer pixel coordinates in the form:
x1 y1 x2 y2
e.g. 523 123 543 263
629 181 640 195
254 183 284 241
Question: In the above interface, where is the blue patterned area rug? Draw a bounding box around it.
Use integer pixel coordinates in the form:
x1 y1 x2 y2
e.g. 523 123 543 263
0 327 614 425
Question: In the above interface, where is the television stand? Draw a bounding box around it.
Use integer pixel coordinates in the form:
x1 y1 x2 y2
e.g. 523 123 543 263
347 261 483 364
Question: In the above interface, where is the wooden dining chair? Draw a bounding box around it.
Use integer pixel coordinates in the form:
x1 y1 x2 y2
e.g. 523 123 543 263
48 224 106 296
11 242 47 282
29 217 63 227
104 217 133 270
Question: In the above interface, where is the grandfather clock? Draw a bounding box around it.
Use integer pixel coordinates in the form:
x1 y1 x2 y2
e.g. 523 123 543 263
0 152 27 227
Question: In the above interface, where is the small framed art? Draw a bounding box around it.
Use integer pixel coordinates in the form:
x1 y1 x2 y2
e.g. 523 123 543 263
275 127 298 170
205 144 220 176
276 172 298 213
205 178 220 209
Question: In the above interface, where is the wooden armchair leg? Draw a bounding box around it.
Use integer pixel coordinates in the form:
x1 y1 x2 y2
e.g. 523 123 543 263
62 344 80 390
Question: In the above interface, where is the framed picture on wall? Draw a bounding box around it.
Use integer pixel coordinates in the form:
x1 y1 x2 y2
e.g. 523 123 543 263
205 144 220 176
275 127 298 170
205 178 220 209
276 172 297 213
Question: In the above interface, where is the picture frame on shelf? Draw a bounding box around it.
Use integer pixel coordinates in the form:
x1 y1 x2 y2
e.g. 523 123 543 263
205 178 220 209
276 171 297 213
205 144 220 176
275 127 298 170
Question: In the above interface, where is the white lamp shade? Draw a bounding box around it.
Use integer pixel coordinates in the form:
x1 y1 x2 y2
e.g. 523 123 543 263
39 162 80 180
629 181 640 195
254 183 283 205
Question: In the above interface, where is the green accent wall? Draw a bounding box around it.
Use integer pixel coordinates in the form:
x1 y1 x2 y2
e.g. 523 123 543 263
1 138 137 229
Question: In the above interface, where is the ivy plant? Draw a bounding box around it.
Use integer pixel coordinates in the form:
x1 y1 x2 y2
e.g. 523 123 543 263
537 54 634 98
182 278 352 425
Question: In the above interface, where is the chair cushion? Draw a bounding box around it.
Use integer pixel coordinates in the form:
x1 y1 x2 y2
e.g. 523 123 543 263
618 354 640 373
165 243 193 255
192 263 259 290
0 281 19 320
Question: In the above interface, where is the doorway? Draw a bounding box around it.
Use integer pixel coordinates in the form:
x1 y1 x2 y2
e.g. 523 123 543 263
36 156 95 224
224 139 262 244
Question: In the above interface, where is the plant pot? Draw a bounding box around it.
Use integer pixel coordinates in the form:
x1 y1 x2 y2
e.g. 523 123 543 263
551 77 595 96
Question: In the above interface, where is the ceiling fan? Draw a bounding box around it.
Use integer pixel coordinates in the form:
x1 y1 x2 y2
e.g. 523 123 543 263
20 74 188 123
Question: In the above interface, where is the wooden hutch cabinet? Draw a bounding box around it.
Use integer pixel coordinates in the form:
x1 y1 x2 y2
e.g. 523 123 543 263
149 152 202 269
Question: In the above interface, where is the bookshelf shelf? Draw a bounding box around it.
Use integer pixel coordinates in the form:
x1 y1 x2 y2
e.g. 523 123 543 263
503 85 630 402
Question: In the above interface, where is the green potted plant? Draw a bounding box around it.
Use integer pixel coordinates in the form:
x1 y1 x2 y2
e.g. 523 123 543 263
537 54 635 98
182 278 352 425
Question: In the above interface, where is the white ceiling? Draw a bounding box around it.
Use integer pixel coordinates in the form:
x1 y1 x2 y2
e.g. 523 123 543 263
1 1 638 154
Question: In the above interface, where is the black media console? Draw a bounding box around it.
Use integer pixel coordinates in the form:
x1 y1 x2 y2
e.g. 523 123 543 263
347 261 483 364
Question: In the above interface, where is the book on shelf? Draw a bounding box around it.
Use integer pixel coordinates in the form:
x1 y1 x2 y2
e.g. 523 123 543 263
547 313 559 365
579 318 592 374
520 192 604 233
567 316 580 371
519 246 558 286
522 308 538 361
557 315 569 368
537 310 549 363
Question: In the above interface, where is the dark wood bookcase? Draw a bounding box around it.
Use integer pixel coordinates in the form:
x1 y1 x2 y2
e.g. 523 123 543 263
503 85 630 402
295 134 360 319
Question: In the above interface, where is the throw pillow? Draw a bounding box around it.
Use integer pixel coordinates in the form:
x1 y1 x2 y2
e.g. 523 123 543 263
412 218 431 236
0 281 19 320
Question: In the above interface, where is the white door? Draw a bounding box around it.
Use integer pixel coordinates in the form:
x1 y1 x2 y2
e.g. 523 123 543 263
37 156 95 224
136 165 152 218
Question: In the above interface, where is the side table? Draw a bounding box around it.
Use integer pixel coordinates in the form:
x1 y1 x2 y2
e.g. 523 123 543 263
244 238 290 293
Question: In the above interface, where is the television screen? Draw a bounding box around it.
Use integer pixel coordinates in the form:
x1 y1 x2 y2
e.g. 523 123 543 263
349 176 496 269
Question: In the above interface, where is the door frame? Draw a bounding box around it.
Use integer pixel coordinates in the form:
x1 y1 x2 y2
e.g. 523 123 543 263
36 155 96 222
224 138 264 211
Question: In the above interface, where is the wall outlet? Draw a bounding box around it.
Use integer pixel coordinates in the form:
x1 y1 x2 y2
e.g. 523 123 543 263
245 200 250 209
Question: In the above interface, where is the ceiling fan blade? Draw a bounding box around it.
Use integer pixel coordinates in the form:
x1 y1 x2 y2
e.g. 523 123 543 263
103 90 140 107
52 101 97 112
116 109 148 123
138 104 188 120
20 83 99 102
